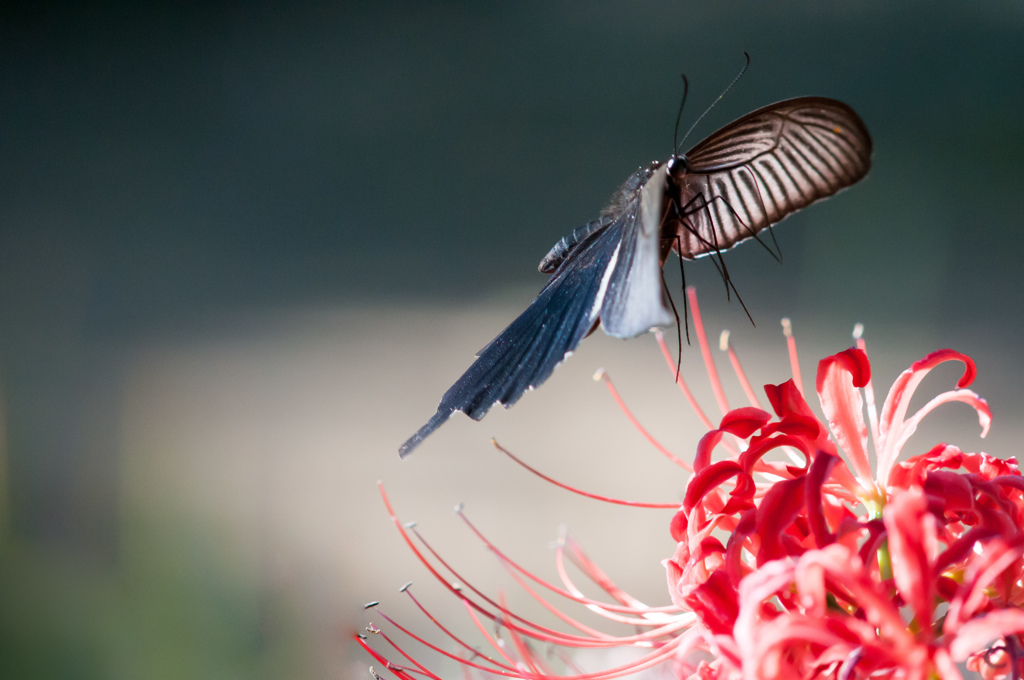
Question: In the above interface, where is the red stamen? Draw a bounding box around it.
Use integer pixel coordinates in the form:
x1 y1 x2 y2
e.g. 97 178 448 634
655 330 715 431
401 588 514 670
375 624 453 679
853 324 882 453
363 616 520 677
500 590 549 677
502 548 689 636
408 523 614 646
380 483 590 646
594 369 692 470
456 508 679 616
721 330 763 409
462 598 518 667
687 286 731 417
781 318 804 396
356 633 438 679
492 439 679 508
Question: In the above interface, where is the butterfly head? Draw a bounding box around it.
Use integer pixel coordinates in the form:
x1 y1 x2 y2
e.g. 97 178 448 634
666 155 690 180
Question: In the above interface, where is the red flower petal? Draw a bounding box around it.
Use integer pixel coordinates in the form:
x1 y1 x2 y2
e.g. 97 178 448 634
884 489 937 634
685 570 739 636
719 407 773 438
756 477 806 564
817 348 873 481
949 609 1024 662
684 460 744 513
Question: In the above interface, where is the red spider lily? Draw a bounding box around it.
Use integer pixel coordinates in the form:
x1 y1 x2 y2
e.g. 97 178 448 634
361 289 1024 679
667 294 1024 679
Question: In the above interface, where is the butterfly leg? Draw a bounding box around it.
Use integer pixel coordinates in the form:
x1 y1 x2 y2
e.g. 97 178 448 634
675 192 755 326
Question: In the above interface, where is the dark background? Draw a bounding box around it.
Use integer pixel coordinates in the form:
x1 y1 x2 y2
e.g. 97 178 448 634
2 3 1023 677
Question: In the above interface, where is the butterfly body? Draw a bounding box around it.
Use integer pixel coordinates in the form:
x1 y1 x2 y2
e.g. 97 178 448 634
399 97 871 457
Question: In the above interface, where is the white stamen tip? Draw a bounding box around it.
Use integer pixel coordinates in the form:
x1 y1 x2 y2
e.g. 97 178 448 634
719 330 730 351
781 318 793 338
853 323 864 340
593 368 607 381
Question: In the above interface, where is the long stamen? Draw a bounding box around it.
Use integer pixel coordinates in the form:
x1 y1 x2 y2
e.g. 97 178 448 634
499 589 549 677
374 621 452 679
457 509 679 615
380 484 587 645
655 330 714 430
409 523 603 645
461 598 518 667
492 439 679 508
720 330 762 409
687 287 730 416
360 617 516 677
552 538 685 624
594 369 691 470
401 587 513 670
853 323 881 457
781 317 804 395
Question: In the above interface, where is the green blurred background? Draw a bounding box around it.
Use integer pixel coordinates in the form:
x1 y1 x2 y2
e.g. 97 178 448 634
2 3 1023 678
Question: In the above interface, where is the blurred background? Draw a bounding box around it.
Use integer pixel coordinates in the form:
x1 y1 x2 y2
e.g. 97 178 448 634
2 2 1024 678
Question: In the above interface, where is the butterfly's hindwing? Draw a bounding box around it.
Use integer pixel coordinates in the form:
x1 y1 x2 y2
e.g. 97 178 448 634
599 164 673 338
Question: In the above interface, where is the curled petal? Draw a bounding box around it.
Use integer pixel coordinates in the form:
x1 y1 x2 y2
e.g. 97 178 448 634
887 390 992 475
949 609 1024 662
817 348 873 482
949 536 1024 628
806 453 840 547
719 407 773 438
683 460 744 513
924 470 976 513
878 349 979 479
685 570 739 636
964 453 1021 479
734 558 798 653
756 477 806 564
817 348 872 389
890 444 965 489
670 508 688 543
738 432 814 475
764 379 815 421
694 429 725 472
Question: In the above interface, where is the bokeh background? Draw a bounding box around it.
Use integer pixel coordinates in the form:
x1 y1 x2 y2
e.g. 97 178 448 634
2 3 1024 678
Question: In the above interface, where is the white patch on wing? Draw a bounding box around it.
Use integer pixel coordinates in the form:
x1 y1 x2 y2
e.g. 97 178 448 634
591 241 622 323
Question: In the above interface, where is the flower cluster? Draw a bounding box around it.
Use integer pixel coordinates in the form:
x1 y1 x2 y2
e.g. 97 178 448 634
360 290 1024 679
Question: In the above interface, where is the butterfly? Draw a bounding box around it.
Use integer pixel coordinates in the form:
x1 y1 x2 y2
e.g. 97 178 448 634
400 96 872 457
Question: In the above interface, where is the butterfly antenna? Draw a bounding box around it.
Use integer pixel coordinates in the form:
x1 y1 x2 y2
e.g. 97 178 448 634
672 74 689 157
676 52 751 155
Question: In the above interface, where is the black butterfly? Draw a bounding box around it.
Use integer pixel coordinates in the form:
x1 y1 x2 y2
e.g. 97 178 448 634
400 97 872 457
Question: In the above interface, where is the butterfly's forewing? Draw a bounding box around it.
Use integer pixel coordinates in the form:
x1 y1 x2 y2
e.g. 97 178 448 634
599 164 674 338
673 97 871 259
398 214 628 457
